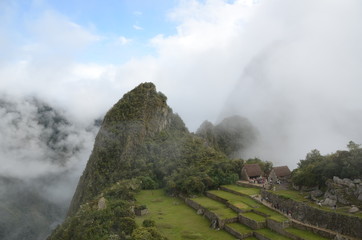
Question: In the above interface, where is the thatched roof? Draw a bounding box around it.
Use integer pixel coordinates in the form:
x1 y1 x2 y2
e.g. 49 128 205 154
272 166 291 177
243 164 263 177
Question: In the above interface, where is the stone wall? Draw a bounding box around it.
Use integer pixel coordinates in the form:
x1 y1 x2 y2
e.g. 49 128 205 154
238 214 266 230
184 198 238 228
290 220 337 239
206 191 245 213
261 190 362 239
220 186 250 197
223 224 253 239
254 232 270 240
236 181 262 189
266 218 290 235
205 192 228 204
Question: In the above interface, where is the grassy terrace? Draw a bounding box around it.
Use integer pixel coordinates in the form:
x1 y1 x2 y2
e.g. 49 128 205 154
273 189 362 218
285 227 329 240
222 184 261 196
256 228 292 240
208 190 260 208
191 196 238 219
255 205 288 222
272 190 309 202
135 190 235 240
241 212 266 222
226 222 253 234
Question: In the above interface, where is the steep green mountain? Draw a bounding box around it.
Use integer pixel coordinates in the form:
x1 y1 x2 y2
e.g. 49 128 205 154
49 83 242 240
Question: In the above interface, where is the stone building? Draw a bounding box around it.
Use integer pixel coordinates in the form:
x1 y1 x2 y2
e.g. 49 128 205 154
241 164 263 181
268 166 291 184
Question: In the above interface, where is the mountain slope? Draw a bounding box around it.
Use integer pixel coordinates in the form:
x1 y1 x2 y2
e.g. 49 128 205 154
49 83 244 240
67 82 229 216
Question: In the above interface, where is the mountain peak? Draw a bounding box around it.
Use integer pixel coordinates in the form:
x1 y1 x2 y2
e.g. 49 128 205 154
67 82 186 215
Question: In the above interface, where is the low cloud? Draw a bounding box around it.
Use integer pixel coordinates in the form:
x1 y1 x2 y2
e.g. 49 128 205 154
1 0 362 171
118 36 132 45
133 24 143 30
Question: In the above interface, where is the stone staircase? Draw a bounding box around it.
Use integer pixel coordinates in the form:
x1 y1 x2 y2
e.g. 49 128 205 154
184 185 330 240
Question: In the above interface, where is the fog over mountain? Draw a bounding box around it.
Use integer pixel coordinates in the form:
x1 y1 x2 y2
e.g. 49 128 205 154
0 94 98 240
1 0 362 238
2 0 362 170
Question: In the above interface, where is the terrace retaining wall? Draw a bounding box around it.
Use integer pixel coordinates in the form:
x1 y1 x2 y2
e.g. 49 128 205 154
184 198 238 228
254 232 271 240
238 214 266 230
224 224 253 239
261 190 361 239
236 181 263 189
266 218 290 234
290 220 336 239
220 186 250 198
205 192 228 204
206 191 247 213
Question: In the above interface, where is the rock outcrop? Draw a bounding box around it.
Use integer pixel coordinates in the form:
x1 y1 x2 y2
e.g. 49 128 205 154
322 176 362 206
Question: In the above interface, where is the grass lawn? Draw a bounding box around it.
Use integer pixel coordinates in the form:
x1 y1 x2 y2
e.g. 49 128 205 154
256 228 292 240
135 190 235 240
222 185 261 196
226 222 253 234
241 212 266 222
192 196 238 219
272 190 309 202
285 227 328 240
208 190 260 208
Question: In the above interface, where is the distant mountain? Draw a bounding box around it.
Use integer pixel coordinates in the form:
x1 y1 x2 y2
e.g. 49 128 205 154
0 95 98 240
196 115 258 158
49 83 244 240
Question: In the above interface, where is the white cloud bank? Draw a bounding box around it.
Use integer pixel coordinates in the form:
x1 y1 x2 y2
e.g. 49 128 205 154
1 0 362 168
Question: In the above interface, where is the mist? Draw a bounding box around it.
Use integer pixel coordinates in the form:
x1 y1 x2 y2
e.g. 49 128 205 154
220 0 362 167
0 94 98 239
1 0 362 237
1 0 361 169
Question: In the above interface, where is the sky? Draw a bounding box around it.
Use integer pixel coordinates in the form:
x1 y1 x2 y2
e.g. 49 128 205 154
1 0 362 168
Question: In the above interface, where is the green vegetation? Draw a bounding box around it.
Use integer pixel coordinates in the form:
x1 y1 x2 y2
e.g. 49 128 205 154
255 206 288 222
48 180 166 240
208 190 256 210
292 141 362 187
285 227 328 240
68 83 244 216
192 196 237 219
135 190 235 240
241 212 266 222
222 185 260 196
226 223 253 234
209 188 287 222
49 83 347 240
256 229 291 240
271 190 309 202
